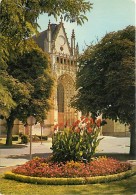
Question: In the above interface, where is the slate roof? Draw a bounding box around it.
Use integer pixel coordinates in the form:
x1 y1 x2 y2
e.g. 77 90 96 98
33 24 59 51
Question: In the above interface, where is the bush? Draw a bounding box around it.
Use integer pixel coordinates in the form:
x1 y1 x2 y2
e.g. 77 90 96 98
51 116 103 162
32 135 48 141
5 169 134 185
19 132 23 137
12 135 19 141
37 135 48 140
21 135 29 144
32 135 40 141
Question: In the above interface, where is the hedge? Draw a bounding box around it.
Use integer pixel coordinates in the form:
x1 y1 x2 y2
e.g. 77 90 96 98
86 170 134 184
4 170 135 185
12 135 19 141
37 135 48 140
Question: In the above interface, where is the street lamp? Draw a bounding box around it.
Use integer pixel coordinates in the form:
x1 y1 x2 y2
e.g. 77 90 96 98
27 116 36 160
40 122 44 145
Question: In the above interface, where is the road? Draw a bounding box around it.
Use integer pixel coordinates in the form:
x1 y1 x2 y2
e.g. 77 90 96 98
0 136 130 168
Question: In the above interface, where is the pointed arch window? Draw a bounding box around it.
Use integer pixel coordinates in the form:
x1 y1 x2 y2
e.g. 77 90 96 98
57 83 64 112
57 57 59 63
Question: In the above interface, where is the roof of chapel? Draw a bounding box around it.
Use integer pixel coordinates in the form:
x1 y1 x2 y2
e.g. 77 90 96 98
33 23 59 51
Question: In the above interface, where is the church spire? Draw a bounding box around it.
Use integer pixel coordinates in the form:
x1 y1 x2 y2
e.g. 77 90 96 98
47 20 51 53
71 29 75 38
48 20 51 30
71 29 75 56
60 15 63 23
76 42 79 55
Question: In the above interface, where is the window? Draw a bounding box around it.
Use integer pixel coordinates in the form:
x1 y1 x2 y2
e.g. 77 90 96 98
60 46 63 51
57 84 64 112
60 58 63 64
57 57 59 63
64 59 66 64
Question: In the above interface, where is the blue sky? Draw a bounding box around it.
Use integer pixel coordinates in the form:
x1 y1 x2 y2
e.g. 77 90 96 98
37 0 135 53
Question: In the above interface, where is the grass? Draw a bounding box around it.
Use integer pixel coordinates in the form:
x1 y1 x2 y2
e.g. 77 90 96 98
0 174 136 195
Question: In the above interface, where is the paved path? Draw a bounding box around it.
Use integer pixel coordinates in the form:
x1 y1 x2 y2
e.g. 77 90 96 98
97 136 130 154
0 136 133 172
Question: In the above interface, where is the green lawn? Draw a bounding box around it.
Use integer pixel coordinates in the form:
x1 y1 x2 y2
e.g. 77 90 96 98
0 174 136 195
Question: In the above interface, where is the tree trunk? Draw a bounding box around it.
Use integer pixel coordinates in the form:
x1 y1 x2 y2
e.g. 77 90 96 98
130 123 136 159
6 116 14 146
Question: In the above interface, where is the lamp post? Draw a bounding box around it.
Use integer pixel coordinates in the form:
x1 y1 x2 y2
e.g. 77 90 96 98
27 116 36 160
40 122 44 145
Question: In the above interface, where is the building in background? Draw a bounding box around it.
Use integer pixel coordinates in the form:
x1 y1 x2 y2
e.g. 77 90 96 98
0 17 129 137
31 16 81 136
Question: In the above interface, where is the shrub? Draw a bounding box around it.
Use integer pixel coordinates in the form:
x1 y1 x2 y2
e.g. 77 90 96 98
37 135 48 140
21 135 29 144
32 135 48 141
12 135 19 141
19 132 23 137
51 116 103 162
4 172 85 185
32 135 40 141
5 170 134 185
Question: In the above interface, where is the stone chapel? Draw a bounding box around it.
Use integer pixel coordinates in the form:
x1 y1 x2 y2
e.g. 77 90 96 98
31 17 81 135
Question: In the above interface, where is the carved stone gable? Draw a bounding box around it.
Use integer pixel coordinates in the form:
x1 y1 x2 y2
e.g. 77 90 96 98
54 24 71 55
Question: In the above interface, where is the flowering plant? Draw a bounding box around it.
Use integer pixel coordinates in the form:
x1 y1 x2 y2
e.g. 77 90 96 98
51 116 103 162
12 156 132 178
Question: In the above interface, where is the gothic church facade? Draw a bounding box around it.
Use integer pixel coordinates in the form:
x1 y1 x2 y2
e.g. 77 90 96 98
31 17 81 135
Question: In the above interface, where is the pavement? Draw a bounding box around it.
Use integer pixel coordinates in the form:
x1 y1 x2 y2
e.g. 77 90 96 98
0 136 136 174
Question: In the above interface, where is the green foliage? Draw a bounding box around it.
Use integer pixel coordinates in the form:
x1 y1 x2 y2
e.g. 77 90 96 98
21 135 29 144
19 132 23 137
32 135 48 141
4 172 85 185
86 170 134 184
32 135 40 141
12 135 19 141
0 0 92 146
51 117 103 162
72 26 136 158
0 0 92 119
37 135 48 140
1 174 136 194
6 40 55 124
4 170 134 185
73 26 135 126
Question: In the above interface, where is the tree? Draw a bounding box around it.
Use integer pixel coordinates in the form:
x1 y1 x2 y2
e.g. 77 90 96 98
72 26 135 158
0 0 92 145
5 40 54 145
0 0 92 116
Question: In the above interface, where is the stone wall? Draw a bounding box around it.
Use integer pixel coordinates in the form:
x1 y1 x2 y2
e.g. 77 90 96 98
102 119 130 137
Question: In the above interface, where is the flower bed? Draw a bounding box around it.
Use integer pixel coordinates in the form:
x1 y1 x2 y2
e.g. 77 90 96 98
12 156 132 178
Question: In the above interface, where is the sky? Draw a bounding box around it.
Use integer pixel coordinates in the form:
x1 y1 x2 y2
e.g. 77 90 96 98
37 0 135 53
